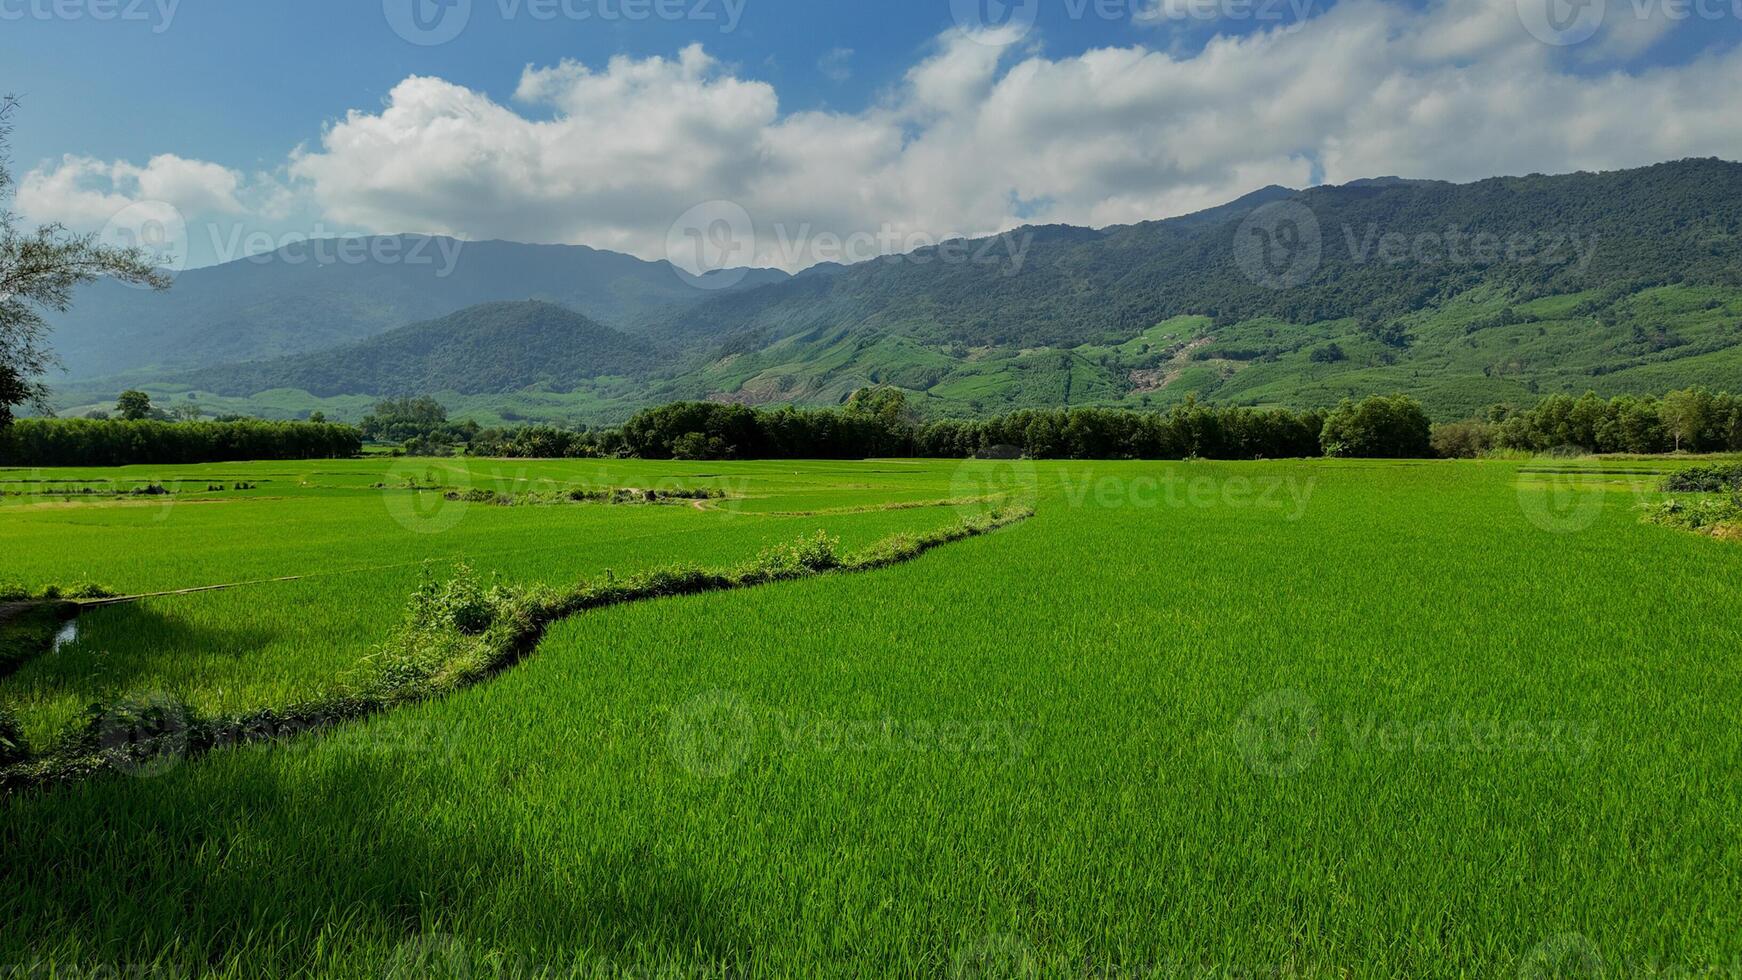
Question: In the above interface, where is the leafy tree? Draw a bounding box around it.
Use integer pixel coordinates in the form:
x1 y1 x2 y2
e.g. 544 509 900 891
0 97 170 426
116 390 154 421
846 386 911 426
1660 386 1714 452
1321 395 1433 458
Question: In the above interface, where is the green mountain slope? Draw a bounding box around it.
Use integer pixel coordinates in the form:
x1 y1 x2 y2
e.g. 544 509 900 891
651 159 1742 419
53 160 1742 424
181 301 656 397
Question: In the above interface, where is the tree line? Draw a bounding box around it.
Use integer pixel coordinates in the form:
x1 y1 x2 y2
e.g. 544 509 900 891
456 391 1432 461
1433 387 1742 457
460 386 1742 461
0 418 363 467
10 385 1739 467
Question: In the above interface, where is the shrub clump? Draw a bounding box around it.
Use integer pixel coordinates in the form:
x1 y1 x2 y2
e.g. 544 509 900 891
1643 496 1742 539
0 581 114 601
1662 464 1742 493
747 532 843 579
360 564 544 701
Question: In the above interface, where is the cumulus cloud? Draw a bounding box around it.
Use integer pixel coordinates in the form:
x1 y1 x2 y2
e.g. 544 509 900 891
17 153 245 230
29 1 1742 272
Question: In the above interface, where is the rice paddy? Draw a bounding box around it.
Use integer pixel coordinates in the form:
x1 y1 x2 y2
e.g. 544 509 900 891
2 455 1739 977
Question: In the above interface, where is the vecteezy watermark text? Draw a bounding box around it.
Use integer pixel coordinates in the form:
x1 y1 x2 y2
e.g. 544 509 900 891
383 0 746 45
951 0 1315 46
0 0 178 32
1235 200 1600 290
100 201 467 286
1341 224 1599 274
665 201 1034 289
1235 689 1598 777
1055 468 1317 520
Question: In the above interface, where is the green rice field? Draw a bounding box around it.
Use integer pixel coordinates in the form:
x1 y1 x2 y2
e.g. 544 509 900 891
2 455 1739 977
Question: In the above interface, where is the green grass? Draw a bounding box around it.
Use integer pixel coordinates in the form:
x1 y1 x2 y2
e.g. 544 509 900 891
2 456 1740 976
0 458 980 752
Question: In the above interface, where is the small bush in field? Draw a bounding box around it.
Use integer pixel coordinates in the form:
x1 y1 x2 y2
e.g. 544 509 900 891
748 532 842 578
60 583 116 600
406 564 499 635
1643 495 1742 536
1662 464 1742 493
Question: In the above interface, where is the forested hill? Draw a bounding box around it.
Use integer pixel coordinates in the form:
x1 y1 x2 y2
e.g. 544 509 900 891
666 159 1742 351
46 237 788 380
59 159 1742 424
182 302 657 397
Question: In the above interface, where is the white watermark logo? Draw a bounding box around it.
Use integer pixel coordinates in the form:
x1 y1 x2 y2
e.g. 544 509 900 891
382 460 471 535
382 0 473 44
666 689 759 778
1516 0 1607 44
99 201 187 288
1519 0 1742 45
666 200 757 290
1234 200 1322 290
950 0 1041 43
950 452 1040 520
1234 689 1322 776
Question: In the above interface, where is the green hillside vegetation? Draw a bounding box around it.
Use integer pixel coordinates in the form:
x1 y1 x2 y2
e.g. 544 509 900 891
179 302 656 398
53 161 1742 425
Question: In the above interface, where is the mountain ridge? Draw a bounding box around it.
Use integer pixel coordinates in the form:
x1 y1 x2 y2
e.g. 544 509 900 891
53 158 1742 425
46 235 788 380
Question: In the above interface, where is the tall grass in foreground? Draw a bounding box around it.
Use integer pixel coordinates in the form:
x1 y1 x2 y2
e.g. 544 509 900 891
2 458 1739 977
1 508 1029 790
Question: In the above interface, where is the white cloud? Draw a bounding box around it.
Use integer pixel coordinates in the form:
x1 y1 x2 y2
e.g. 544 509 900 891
29 4 1742 272
17 153 245 230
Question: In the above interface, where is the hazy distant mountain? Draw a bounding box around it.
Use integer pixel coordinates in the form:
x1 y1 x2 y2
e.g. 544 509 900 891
183 301 656 397
46 236 787 380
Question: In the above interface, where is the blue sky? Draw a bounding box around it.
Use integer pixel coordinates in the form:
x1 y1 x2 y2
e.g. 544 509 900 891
9 0 1161 165
6 0 1741 270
